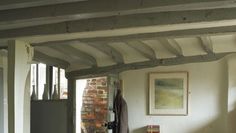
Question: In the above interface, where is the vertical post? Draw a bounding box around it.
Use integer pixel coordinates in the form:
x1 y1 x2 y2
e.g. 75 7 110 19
0 68 4 133
3 54 8 133
8 43 15 133
48 66 53 99
107 74 119 133
36 64 39 97
46 65 52 99
68 78 76 133
58 68 61 98
8 40 31 133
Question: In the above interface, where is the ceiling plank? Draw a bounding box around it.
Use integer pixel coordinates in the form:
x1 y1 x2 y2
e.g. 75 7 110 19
0 0 86 11
1 0 236 29
33 50 69 69
87 43 124 64
3 7 236 39
66 52 233 78
199 36 214 54
158 38 183 57
49 45 97 66
126 41 156 60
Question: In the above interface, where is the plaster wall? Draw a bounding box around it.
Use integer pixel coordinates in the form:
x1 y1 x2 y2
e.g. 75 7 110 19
0 54 8 133
120 59 229 133
226 54 236 133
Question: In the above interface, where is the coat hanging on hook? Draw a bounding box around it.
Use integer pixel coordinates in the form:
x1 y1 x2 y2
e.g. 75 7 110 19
113 81 129 133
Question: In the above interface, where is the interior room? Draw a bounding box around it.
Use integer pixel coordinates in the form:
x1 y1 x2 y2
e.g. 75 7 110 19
1 0 236 133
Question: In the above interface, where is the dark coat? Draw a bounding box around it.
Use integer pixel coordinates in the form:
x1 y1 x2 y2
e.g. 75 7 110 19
113 90 129 133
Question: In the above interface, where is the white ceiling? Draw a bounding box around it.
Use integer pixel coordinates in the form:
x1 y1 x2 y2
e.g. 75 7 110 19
33 34 236 71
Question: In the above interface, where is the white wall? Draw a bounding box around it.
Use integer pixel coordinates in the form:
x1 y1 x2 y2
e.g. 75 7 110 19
226 54 236 133
0 53 8 133
120 58 230 133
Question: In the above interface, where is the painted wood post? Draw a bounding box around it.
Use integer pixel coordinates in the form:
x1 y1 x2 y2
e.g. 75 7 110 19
67 78 76 133
8 40 32 133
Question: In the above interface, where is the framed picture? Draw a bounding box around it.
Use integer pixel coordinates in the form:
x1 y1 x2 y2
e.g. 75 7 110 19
149 72 188 115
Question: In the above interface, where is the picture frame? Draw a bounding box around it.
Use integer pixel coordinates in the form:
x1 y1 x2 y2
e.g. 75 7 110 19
149 71 188 115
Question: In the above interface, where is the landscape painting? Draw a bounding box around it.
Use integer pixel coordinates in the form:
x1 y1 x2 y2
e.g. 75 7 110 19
155 78 183 109
149 72 188 115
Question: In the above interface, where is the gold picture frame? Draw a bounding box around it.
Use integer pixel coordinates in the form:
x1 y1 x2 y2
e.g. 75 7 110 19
149 72 188 115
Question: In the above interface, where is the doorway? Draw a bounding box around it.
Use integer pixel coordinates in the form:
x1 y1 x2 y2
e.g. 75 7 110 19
76 77 109 133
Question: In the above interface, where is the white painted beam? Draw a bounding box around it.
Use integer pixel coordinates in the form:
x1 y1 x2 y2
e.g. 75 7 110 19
126 41 156 60
8 40 31 133
33 50 69 69
0 0 86 10
66 52 232 78
49 45 97 66
199 36 214 54
87 43 124 64
3 8 236 40
158 38 183 57
2 0 236 30
70 26 236 43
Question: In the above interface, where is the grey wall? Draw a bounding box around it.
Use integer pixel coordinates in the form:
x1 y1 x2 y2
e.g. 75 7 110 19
0 68 4 133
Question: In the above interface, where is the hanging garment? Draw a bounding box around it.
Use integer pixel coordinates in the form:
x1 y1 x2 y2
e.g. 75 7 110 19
113 89 129 133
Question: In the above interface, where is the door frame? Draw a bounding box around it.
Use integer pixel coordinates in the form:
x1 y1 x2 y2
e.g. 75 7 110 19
66 73 119 133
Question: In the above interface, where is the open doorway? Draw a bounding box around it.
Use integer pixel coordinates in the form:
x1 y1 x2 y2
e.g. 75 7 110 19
76 77 108 133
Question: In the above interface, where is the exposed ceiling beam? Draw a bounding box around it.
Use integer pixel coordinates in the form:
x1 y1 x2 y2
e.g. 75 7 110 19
3 7 236 40
87 43 124 64
33 50 69 69
158 38 183 57
32 40 76 47
64 26 236 43
0 0 86 11
199 36 214 54
48 45 97 66
66 52 233 78
2 0 236 30
126 41 156 60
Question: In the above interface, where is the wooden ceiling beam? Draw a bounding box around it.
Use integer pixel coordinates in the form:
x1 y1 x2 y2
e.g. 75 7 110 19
1 0 236 29
199 36 214 54
49 45 97 66
158 38 183 57
3 7 236 38
66 52 233 78
0 0 86 11
33 50 69 69
87 43 124 64
126 41 156 60
69 26 236 43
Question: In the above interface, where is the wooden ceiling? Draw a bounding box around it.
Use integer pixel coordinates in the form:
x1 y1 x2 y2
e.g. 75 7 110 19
32 34 236 77
1 0 236 77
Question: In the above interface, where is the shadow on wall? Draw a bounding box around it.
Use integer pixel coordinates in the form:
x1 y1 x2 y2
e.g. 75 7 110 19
133 126 146 133
191 86 234 133
190 116 226 133
228 103 236 133
191 105 236 133
186 67 229 133
188 60 229 133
